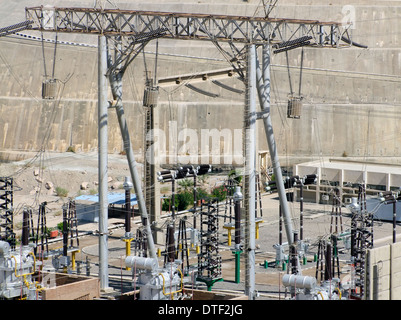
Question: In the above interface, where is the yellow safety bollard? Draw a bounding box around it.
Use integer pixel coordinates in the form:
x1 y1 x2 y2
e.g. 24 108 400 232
124 238 133 270
223 225 234 246
71 250 80 270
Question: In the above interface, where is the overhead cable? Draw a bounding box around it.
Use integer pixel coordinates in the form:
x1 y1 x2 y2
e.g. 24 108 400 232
0 20 33 37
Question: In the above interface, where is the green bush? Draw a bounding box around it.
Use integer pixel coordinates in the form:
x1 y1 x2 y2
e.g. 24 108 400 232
195 188 209 201
177 178 193 191
162 190 196 211
211 185 228 202
161 185 230 212
162 196 178 211
55 186 68 197
176 191 194 211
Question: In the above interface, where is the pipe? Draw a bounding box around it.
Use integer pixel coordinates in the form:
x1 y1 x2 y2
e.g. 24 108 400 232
160 268 183 299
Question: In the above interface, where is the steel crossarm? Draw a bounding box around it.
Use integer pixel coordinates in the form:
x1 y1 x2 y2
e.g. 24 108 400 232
25 6 350 47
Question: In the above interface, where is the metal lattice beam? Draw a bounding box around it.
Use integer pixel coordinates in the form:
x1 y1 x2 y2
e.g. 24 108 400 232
25 6 351 47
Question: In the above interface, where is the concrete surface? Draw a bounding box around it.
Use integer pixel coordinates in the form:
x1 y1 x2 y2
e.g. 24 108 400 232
0 0 400 166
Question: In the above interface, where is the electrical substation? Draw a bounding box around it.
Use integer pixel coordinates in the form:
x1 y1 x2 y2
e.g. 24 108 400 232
1 0 401 303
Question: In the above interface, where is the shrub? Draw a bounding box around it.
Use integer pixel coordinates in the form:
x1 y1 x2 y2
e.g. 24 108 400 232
66 146 76 153
177 178 193 191
162 190 195 211
162 196 178 211
177 191 195 211
195 188 209 201
55 186 68 197
211 185 227 202
57 222 65 231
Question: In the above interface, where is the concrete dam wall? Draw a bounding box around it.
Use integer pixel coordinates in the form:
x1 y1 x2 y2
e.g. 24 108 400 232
0 0 400 167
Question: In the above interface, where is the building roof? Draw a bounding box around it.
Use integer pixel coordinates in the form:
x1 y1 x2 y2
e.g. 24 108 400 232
75 192 138 206
295 158 401 188
298 158 401 175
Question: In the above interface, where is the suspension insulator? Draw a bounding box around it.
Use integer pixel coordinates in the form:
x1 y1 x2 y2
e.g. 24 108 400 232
143 86 158 107
42 79 57 99
287 96 302 119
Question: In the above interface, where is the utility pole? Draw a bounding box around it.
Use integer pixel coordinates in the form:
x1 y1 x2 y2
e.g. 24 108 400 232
244 44 257 300
97 35 110 292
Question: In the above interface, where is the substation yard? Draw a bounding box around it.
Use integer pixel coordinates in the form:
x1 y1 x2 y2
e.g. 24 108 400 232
37 190 400 300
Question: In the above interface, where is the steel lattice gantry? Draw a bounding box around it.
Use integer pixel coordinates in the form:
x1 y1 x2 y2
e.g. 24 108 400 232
25 6 351 47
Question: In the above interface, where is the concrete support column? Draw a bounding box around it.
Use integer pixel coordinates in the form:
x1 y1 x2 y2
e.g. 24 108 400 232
245 44 257 300
98 35 110 292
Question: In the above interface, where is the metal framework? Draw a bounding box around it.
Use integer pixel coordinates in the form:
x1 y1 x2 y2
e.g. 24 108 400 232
0 177 15 249
350 183 373 300
25 6 349 47
197 199 222 290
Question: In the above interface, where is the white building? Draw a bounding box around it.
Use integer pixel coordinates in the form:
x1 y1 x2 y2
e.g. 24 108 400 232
293 158 401 205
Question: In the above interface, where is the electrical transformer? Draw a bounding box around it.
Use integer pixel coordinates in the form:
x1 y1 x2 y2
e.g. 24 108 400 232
0 241 39 300
125 256 183 300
